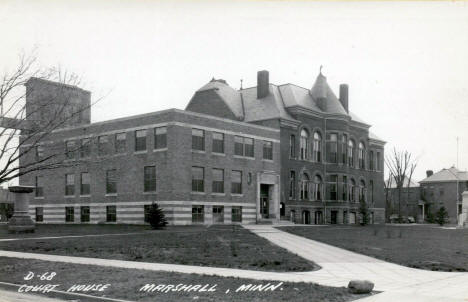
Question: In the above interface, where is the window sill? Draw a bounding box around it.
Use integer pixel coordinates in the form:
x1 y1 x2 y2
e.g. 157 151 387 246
105 193 117 197
262 159 274 162
231 194 243 197
191 150 205 154
143 191 157 194
233 155 255 160
211 193 226 196
212 152 225 156
191 191 206 195
34 196 45 199
154 148 168 152
64 195 75 198
80 195 91 198
134 150 148 155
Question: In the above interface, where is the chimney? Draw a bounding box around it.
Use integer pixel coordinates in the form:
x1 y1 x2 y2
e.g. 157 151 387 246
257 70 269 99
426 170 433 178
339 84 349 113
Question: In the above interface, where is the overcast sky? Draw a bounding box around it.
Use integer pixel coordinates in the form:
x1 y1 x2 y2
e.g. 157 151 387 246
1 0 468 182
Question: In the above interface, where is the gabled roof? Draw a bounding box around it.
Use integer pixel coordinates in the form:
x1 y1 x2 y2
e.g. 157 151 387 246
419 167 468 183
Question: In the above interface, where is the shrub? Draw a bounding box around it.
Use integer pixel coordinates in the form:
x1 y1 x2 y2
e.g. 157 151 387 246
426 211 435 223
358 197 370 226
147 203 168 229
435 207 449 226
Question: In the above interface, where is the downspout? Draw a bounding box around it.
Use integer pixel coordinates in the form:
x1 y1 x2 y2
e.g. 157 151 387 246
324 118 327 224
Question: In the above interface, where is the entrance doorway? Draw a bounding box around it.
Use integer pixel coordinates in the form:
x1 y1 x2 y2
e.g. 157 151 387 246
315 211 323 224
213 206 224 224
349 212 356 224
280 202 285 217
302 210 311 224
331 210 338 224
260 184 270 218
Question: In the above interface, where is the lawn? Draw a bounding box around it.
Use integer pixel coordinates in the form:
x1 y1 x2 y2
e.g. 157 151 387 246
0 224 317 272
279 225 468 272
0 257 368 302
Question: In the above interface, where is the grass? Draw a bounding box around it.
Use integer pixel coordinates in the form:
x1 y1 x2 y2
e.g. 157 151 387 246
279 224 468 272
0 257 367 302
0 224 317 272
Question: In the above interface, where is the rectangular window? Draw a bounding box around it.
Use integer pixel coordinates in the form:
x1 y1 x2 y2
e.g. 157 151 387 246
244 137 254 157
144 166 156 192
370 180 374 203
154 126 167 149
80 206 90 222
231 170 242 194
65 141 76 160
98 135 109 156
144 204 151 223
80 172 90 195
234 136 244 156
212 132 224 153
327 134 338 163
35 176 44 197
192 129 205 151
327 175 338 201
341 135 347 164
232 206 242 222
376 152 381 171
115 133 127 153
212 168 224 193
106 169 117 194
289 135 296 158
65 207 74 222
192 205 204 223
80 138 91 158
35 207 43 222
369 151 374 171
65 174 75 196
35 145 44 161
342 176 348 201
234 136 254 157
135 129 147 152
263 141 273 160
106 205 116 222
289 171 296 199
192 166 204 192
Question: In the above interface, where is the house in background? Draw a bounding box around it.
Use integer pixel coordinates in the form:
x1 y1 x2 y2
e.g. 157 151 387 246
385 176 424 222
19 70 386 225
419 167 468 224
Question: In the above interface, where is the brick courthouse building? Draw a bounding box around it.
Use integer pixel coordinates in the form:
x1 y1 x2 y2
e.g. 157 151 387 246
20 71 385 225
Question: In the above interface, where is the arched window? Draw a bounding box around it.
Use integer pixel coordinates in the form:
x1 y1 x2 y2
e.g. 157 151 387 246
348 140 355 168
359 179 366 202
312 132 322 162
358 142 365 169
312 175 323 201
300 173 309 200
300 129 309 160
349 178 356 202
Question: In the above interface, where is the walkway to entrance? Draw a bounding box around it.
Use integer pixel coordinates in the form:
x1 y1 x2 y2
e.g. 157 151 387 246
244 225 468 302
0 226 467 302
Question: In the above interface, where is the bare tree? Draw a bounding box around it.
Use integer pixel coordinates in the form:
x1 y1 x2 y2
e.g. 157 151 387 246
384 174 394 222
385 148 418 221
0 51 100 186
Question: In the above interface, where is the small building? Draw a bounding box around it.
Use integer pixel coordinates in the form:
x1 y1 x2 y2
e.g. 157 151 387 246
419 167 468 224
385 176 423 222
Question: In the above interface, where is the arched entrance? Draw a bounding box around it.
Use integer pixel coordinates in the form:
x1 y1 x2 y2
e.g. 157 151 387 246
302 210 311 224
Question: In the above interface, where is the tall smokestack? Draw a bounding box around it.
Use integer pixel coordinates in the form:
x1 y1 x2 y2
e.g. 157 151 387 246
257 70 269 99
339 84 349 113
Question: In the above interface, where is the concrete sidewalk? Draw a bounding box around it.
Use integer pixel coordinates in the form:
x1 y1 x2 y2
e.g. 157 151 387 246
0 225 466 302
244 225 468 302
